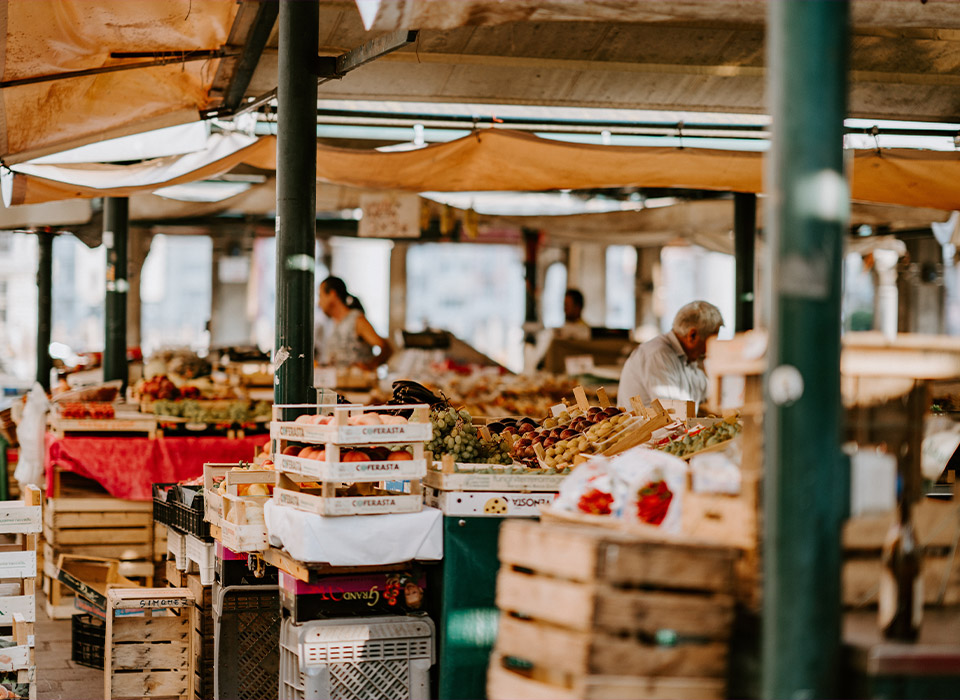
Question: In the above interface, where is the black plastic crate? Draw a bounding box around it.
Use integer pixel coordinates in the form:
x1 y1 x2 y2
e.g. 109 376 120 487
152 482 178 528
71 614 105 670
173 485 211 540
214 583 282 700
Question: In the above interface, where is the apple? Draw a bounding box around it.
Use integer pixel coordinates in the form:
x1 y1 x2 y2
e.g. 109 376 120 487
284 445 302 456
298 447 315 458
388 450 413 461
560 429 577 439
342 450 370 462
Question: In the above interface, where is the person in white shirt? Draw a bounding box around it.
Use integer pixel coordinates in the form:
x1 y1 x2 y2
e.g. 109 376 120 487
617 300 724 409
556 288 591 341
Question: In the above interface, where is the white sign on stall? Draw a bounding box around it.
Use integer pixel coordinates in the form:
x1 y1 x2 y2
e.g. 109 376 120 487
358 193 421 239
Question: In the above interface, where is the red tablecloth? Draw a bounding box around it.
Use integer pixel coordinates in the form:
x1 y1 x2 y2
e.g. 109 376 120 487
45 432 269 501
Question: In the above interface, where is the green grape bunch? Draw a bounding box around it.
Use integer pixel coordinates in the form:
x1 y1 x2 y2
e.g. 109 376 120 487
479 432 513 465
428 407 513 465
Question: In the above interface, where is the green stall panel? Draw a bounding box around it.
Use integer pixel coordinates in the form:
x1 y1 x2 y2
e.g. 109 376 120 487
430 516 505 700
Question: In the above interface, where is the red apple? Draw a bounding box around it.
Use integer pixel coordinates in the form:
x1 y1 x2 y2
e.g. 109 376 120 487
342 450 370 462
388 450 413 461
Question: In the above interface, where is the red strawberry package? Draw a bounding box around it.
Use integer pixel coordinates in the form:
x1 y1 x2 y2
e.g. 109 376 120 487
553 446 687 533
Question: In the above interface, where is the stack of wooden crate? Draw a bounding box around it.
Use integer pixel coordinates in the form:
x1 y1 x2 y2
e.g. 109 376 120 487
0 485 42 700
843 487 960 608
42 494 155 618
166 564 214 700
488 520 738 700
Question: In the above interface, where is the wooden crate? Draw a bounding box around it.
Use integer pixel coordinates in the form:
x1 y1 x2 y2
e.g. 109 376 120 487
270 403 431 445
0 487 42 627
165 575 213 700
44 497 153 560
105 588 196 700
275 447 427 483
202 464 273 526
154 521 167 563
166 559 187 588
842 494 960 607
217 494 268 553
490 520 737 700
488 662 724 700
49 414 158 439
0 667 36 700
169 575 213 700
42 547 153 620
273 473 423 517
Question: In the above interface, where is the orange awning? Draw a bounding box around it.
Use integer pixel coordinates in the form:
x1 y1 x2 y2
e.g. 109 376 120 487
0 0 237 164
6 130 960 212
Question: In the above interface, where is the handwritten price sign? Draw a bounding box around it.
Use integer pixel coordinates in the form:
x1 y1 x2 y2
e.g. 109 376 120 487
358 193 421 239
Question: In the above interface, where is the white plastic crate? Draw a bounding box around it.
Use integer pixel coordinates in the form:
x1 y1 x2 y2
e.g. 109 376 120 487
279 615 434 700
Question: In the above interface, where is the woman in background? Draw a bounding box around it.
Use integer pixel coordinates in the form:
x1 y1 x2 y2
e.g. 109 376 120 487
316 276 393 369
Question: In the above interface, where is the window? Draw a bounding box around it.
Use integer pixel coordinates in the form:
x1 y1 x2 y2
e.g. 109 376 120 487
407 243 525 372
605 246 637 329
51 235 105 352
542 262 567 329
660 246 735 339
330 237 391 336
141 235 212 355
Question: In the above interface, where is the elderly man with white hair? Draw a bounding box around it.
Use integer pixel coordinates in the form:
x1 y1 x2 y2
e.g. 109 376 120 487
617 300 724 409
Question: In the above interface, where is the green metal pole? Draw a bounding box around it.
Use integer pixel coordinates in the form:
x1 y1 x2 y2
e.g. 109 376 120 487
522 228 538 344
763 2 850 698
274 0 318 405
103 197 129 389
734 193 756 332
0 434 8 501
35 230 54 391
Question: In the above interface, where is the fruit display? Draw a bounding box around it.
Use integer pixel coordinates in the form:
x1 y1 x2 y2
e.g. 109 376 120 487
151 398 271 424
144 348 212 380
509 405 634 472
51 382 120 404
657 418 742 458
58 402 115 420
292 411 409 427
374 372 583 420
552 445 688 532
139 375 184 401
427 407 513 465
280 443 415 463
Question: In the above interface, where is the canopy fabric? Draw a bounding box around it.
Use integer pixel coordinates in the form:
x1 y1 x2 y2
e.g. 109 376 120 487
128 179 370 221
0 0 237 164
7 129 960 213
2 132 272 206
354 0 960 32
